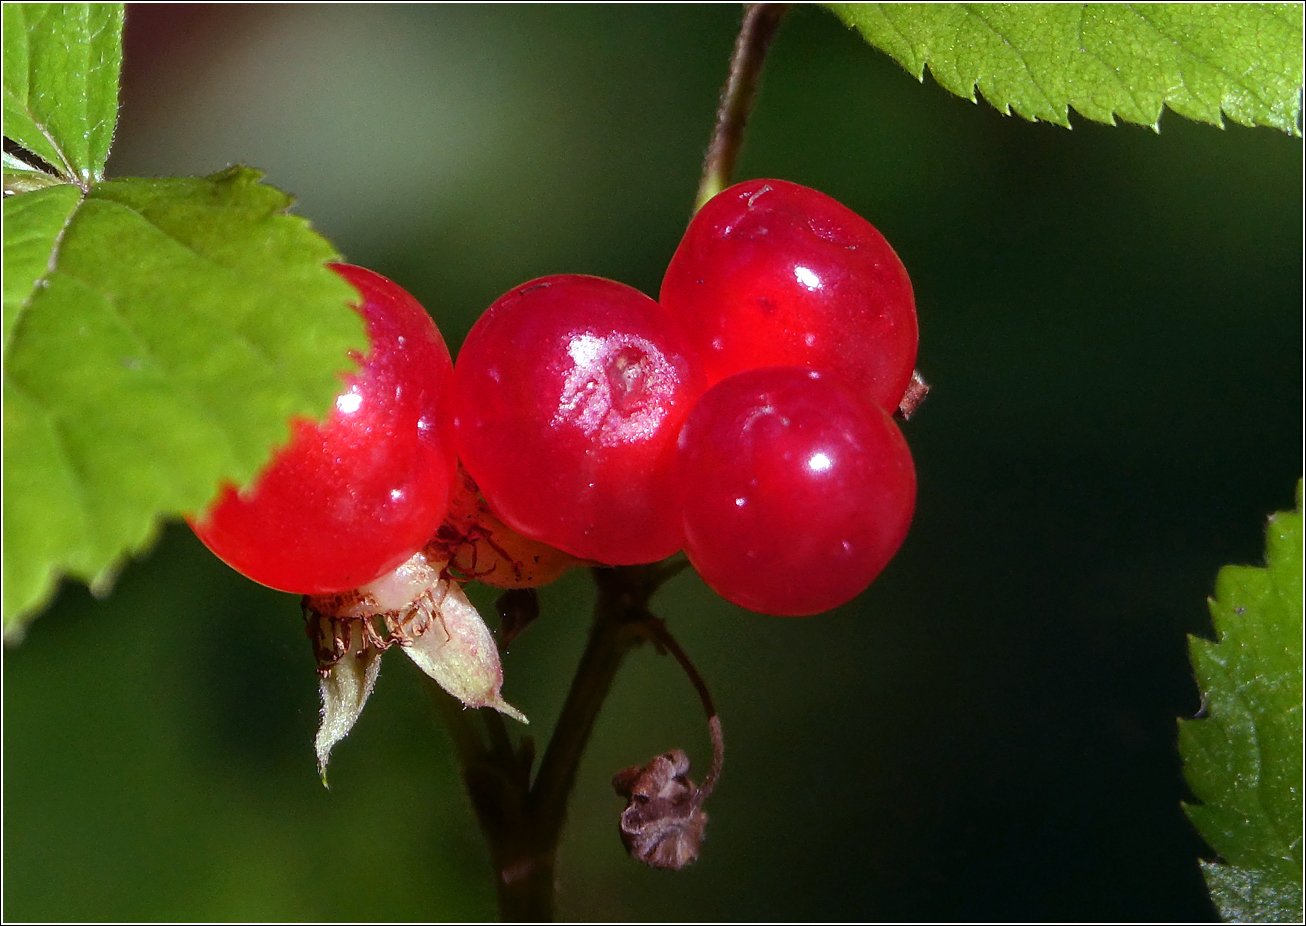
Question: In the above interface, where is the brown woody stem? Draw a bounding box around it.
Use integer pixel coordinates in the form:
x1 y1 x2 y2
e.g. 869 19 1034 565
431 565 665 921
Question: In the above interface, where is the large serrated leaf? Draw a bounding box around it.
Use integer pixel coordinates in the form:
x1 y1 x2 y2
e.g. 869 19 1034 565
1179 481 1304 922
2 181 80 349
824 3 1305 134
2 167 366 638
2 3 124 182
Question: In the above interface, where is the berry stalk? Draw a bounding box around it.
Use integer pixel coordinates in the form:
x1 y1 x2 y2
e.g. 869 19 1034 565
429 564 664 920
694 3 789 213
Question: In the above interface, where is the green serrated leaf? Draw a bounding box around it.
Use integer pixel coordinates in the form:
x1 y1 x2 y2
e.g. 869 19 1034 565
2 166 365 638
824 3 1305 134
2 182 80 349
3 2 125 182
1179 480 1304 922
1200 861 1305 923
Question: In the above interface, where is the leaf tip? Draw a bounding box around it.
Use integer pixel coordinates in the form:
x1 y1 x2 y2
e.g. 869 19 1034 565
3 619 29 647
88 560 124 599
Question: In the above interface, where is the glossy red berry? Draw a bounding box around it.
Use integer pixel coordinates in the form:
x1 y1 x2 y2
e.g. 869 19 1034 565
676 366 915 616
660 178 917 414
191 264 458 595
452 274 706 565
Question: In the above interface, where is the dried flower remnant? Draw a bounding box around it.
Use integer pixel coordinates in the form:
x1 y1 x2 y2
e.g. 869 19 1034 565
613 749 708 869
305 549 527 782
613 715 724 870
895 368 930 421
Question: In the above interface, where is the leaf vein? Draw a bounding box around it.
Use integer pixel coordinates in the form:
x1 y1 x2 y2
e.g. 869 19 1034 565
17 190 87 335
876 5 925 78
965 4 1061 118
20 7 80 183
5 375 93 565
1127 4 1269 111
90 195 244 278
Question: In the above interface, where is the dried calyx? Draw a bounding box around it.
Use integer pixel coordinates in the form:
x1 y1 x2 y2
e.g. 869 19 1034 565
895 368 930 421
613 715 724 870
304 548 527 783
301 468 588 782
612 617 725 870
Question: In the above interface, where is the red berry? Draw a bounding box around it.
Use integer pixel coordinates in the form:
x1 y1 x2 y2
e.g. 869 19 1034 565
452 274 706 565
191 264 458 594
676 366 915 616
660 178 917 414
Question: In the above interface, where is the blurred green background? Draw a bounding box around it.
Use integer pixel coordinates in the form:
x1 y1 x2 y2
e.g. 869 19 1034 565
5 4 1301 921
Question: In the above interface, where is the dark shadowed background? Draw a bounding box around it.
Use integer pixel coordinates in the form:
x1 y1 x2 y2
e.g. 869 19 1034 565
5 5 1302 921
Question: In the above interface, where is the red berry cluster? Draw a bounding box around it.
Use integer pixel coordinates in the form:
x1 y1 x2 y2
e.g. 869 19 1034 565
192 180 917 617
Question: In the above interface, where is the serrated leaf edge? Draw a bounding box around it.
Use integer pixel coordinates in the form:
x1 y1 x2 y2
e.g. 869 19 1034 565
826 3 1305 135
1178 482 1304 888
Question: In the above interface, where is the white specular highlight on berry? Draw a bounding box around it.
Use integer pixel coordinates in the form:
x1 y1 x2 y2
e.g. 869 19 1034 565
336 391 363 414
794 265 821 290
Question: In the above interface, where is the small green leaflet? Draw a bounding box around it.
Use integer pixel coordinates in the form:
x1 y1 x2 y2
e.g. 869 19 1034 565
3 3 124 183
824 3 1304 134
1179 481 1304 923
2 169 365 638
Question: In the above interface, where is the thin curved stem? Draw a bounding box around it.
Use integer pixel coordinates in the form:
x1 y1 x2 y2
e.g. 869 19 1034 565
699 715 724 806
641 615 716 719
694 3 789 212
640 616 724 805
